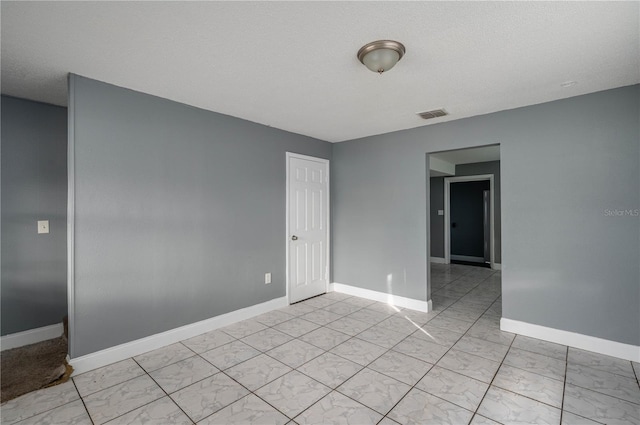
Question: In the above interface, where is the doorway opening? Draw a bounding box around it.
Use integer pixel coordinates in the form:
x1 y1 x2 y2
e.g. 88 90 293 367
427 145 502 314
445 174 495 269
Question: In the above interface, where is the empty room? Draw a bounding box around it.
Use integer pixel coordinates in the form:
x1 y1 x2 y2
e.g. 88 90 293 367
1 2 638 424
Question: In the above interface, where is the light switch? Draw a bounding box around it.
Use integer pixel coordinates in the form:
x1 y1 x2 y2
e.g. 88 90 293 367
265 273 272 284
437 210 444 216
37 220 49 234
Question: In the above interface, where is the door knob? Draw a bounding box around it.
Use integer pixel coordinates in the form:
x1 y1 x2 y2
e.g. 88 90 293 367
291 235 298 241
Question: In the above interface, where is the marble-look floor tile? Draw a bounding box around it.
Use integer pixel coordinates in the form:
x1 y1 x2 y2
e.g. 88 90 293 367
254 310 296 327
199 394 289 425
73 358 144 397
511 335 567 361
133 343 194 372
300 309 342 326
368 350 433 386
294 391 382 425
568 348 635 378
377 315 426 335
322 301 361 316
632 361 639 379
280 303 316 317
272 318 320 338
149 355 219 393
241 328 293 352
181 329 236 354
299 326 351 351
356 324 407 349
470 414 502 425
326 317 372 336
256 371 331 418
378 417 401 425
322 292 353 301
453 335 510 363
347 308 390 325
561 411 605 425
266 339 324 368
503 347 566 381
411 325 464 348
365 302 403 315
387 388 474 425
337 368 410 415
170 372 249 422
83 375 164 425
297 352 363 388
301 296 337 309
563 383 640 425
103 396 191 424
342 297 377 308
225 353 292 391
431 295 459 310
398 309 440 326
417 366 489 411
220 319 268 339
436 349 501 384
392 335 449 364
567 363 640 404
0 381 80 424
492 364 564 408
330 338 387 366
477 386 561 425
426 315 474 333
200 340 260 370
466 322 515 346
15 399 90 425
439 307 484 323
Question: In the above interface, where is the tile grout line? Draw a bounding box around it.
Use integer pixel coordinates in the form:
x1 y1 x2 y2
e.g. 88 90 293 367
71 378 96 425
375 267 502 423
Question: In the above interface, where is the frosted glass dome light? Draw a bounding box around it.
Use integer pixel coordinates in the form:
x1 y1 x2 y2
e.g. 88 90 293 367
357 40 406 74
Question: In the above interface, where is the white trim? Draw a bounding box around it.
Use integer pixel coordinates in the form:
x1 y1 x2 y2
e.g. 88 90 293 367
430 257 446 264
67 74 76 357
1 324 64 351
501 318 640 362
332 283 431 313
444 174 495 269
493 263 502 270
70 296 288 375
285 152 330 304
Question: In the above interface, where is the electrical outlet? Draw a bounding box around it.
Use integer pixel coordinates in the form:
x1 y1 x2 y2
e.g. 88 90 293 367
265 273 272 284
37 220 49 234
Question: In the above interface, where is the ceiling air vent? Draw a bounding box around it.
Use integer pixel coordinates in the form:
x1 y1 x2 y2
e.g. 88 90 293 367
417 109 448 120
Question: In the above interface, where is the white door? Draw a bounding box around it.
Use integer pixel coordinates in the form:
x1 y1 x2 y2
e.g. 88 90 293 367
287 153 329 303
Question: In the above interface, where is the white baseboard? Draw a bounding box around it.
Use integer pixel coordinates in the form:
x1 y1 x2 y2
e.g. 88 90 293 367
493 263 502 270
332 282 431 313
1 323 64 351
501 318 640 362
70 296 288 375
430 257 446 264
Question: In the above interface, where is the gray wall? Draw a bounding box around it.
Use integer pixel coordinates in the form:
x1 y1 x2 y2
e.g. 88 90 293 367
69 75 332 357
430 160 502 262
1 95 68 335
333 85 639 345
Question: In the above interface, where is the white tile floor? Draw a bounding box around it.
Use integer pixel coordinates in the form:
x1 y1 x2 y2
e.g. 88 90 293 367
2 264 639 424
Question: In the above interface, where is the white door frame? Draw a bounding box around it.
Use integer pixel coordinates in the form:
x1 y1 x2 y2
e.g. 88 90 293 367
444 174 495 269
285 152 330 304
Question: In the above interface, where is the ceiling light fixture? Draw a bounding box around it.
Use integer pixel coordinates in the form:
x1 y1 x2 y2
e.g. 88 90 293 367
357 40 406 74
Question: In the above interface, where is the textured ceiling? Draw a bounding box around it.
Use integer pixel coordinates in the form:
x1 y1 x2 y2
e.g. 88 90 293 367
2 2 638 142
